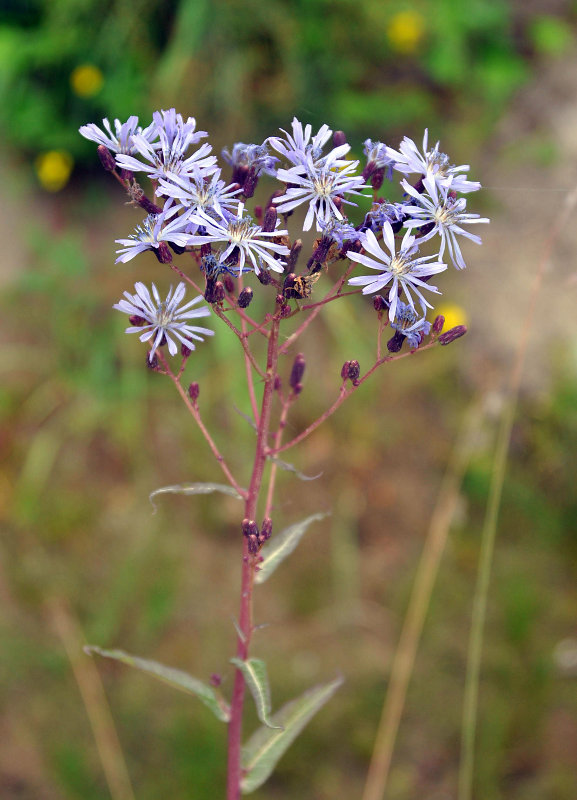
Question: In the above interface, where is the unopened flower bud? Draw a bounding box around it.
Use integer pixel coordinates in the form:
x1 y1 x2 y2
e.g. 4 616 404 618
248 534 260 555
188 382 200 401
333 130 347 148
341 361 351 380
283 273 297 299
280 302 292 318
181 344 192 358
205 279 225 304
373 296 387 313
242 518 259 539
312 237 331 264
257 270 272 285
260 517 273 542
210 673 222 687
387 331 404 353
439 325 467 345
276 293 284 305
155 242 173 263
243 169 259 198
238 287 254 308
170 242 186 255
262 206 278 233
222 275 234 294
290 353 306 391
147 352 159 370
274 375 282 391
129 314 146 326
433 315 445 333
287 239 302 271
348 360 360 381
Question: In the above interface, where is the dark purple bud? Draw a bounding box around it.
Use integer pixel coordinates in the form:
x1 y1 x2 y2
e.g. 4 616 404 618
333 130 347 147
290 353 306 391
119 168 133 182
129 314 146 327
341 361 351 380
262 206 278 233
170 242 187 255
312 237 331 264
243 169 259 198
439 325 467 345
223 275 235 294
433 315 445 334
238 287 253 308
188 382 200 401
274 375 282 391
254 205 263 220
155 242 173 263
371 167 385 192
210 673 222 687
97 145 117 172
275 293 284 305
242 518 259 538
257 269 272 285
347 360 360 381
147 352 159 370
280 302 292 318
387 331 404 353
248 534 260 555
373 295 387 313
181 344 192 358
287 240 302 271
205 279 225 304
200 243 212 258
260 517 273 542
413 177 425 194
138 195 162 215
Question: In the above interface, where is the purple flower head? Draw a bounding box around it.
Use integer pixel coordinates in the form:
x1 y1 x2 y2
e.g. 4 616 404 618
115 109 217 182
363 202 407 234
187 202 290 275
221 142 278 180
387 129 481 193
268 117 351 173
318 216 359 248
363 139 395 181
274 153 368 232
115 211 193 263
113 282 214 362
348 220 447 321
401 179 490 270
390 299 432 348
79 116 156 155
157 169 241 221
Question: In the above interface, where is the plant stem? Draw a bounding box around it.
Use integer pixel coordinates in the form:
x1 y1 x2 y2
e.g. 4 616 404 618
226 315 281 800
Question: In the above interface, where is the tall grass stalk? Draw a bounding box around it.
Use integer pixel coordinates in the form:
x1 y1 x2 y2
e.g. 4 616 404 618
458 185 577 800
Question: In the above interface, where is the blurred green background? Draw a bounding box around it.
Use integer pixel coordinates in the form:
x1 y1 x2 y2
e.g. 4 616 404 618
2 1 577 798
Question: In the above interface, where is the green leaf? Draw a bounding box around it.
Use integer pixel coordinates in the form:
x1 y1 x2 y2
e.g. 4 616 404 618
85 646 230 722
230 658 281 730
268 454 322 482
241 676 344 793
149 482 244 513
255 512 330 584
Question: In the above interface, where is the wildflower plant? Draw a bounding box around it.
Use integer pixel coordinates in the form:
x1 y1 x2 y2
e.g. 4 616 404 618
80 111 488 798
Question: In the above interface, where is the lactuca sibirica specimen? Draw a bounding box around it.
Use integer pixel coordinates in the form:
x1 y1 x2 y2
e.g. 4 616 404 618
80 110 488 799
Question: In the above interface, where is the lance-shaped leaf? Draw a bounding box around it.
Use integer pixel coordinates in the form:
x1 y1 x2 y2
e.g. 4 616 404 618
149 482 244 513
85 646 230 722
230 658 281 730
255 512 330 584
267 454 322 482
241 676 344 793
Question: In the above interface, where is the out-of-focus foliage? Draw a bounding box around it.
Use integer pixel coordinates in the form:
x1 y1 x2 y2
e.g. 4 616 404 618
1 0 575 178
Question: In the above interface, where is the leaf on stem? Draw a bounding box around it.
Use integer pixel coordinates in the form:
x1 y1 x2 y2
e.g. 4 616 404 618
230 658 281 730
267 455 323 482
233 405 258 432
85 646 230 722
255 512 330 584
149 482 244 513
240 676 344 793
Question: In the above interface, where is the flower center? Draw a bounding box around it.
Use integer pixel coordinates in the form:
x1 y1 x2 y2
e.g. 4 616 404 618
389 254 412 276
313 171 337 198
426 148 451 177
228 217 257 244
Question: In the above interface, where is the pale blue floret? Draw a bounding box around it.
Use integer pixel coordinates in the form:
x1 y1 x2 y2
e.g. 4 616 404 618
115 211 193 262
348 220 447 321
113 282 214 361
390 300 432 348
79 116 156 154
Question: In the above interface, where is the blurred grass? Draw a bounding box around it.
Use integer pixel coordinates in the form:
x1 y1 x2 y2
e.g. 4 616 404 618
1 0 577 798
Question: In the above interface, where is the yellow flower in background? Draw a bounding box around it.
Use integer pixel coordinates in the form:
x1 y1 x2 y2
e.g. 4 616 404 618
435 302 468 331
70 64 104 98
386 10 426 54
35 151 74 192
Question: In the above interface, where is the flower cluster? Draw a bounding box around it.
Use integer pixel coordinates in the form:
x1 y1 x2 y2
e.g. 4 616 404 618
80 111 488 361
